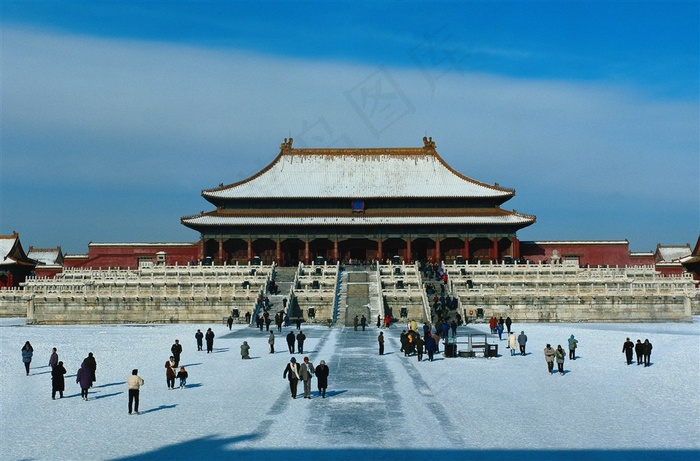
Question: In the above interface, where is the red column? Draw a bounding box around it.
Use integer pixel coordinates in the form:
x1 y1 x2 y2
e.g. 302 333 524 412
218 238 224 265
435 236 441 262
276 238 281 266
304 238 310 265
333 237 339 262
492 237 499 261
377 237 383 262
198 238 205 262
463 238 470 261
406 237 412 264
512 236 520 260
247 238 253 261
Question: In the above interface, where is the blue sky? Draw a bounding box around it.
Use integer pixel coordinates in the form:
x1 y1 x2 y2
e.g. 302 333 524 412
1 1 698 254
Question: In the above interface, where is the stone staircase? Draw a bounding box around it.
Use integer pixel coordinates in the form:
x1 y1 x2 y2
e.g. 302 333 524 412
338 268 381 327
266 266 297 317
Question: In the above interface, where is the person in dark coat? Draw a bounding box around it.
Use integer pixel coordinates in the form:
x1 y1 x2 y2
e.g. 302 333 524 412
400 330 408 356
77 362 93 400
643 339 653 367
296 331 306 354
622 338 635 365
425 334 437 362
176 366 188 388
378 332 384 355
415 335 424 362
21 341 34 376
285 331 296 354
227 316 233 330
315 360 329 398
51 360 67 399
205 329 215 353
171 340 182 366
82 352 97 383
517 331 528 356
360 315 367 331
505 316 513 334
49 347 59 369
634 339 644 365
353 315 359 331
283 357 301 399
165 356 176 389
195 329 204 351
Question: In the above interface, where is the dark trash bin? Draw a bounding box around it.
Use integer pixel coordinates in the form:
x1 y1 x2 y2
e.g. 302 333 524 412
486 343 498 357
445 343 457 357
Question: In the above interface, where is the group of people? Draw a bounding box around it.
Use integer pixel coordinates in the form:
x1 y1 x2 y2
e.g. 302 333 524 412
285 330 306 354
622 337 653 366
283 356 329 399
194 328 216 353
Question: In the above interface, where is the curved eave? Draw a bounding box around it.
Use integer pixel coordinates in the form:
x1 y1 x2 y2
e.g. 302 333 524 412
182 214 536 227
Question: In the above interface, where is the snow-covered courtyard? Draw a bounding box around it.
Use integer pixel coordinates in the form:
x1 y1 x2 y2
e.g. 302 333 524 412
1 317 698 460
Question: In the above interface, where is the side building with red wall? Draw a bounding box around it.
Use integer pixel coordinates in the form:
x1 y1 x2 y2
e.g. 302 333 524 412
519 240 636 267
63 242 199 270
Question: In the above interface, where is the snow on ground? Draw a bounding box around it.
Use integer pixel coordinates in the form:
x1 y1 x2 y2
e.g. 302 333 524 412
1 317 698 461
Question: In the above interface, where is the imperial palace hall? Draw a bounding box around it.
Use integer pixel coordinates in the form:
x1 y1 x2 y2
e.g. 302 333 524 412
181 137 536 266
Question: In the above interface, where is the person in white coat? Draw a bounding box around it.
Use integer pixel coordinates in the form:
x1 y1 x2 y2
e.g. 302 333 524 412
508 333 517 356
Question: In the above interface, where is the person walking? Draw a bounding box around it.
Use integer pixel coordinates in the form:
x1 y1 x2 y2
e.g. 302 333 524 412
77 361 93 400
544 344 556 374
360 315 367 331
508 332 517 356
622 338 635 365
165 356 176 389
496 323 504 341
227 315 233 330
21 341 34 376
205 329 215 353
82 352 97 383
127 369 144 414
555 345 566 375
634 339 644 365
51 360 67 399
171 340 182 366
567 335 578 360
240 341 251 359
488 316 497 334
377 315 381 328
283 357 301 399
643 339 653 367
415 334 424 362
286 331 296 354
378 332 385 355
505 316 513 334
268 331 275 354
315 360 329 398
425 333 437 362
517 331 528 356
49 347 59 369
195 329 204 351
176 366 188 388
353 315 359 331
296 330 306 354
300 356 315 399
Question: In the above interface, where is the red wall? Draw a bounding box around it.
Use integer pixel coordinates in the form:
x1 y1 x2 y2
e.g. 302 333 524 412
63 244 198 270
520 242 633 267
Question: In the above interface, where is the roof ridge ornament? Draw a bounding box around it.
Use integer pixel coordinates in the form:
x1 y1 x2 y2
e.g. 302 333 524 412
422 136 436 150
281 137 294 152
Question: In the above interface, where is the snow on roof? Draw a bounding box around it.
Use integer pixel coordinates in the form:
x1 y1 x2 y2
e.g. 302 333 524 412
656 245 691 262
0 234 21 266
27 248 61 265
204 139 513 200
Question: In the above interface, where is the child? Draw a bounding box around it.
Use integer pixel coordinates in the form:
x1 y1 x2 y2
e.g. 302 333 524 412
176 366 188 389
